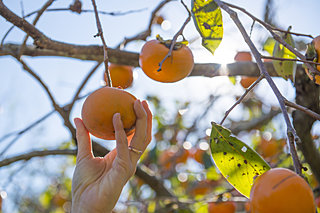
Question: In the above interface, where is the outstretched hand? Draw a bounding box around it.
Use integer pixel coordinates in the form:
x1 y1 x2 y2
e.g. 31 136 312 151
72 100 152 213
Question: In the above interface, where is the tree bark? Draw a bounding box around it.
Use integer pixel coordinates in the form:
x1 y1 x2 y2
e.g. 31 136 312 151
293 67 320 184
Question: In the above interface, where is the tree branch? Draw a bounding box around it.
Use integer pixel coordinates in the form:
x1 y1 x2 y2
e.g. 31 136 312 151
0 149 77 167
1 43 286 77
214 0 302 175
18 0 55 59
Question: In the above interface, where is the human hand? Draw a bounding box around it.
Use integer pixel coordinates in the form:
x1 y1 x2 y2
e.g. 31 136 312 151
71 100 152 213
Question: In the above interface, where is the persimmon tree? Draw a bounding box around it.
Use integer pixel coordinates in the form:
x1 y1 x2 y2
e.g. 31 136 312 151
0 0 319 212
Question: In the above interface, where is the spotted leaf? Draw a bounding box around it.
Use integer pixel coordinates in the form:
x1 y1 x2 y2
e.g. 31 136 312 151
209 122 270 198
191 0 223 55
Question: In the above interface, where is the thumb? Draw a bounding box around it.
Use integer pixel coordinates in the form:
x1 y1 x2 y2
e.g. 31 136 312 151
74 118 93 161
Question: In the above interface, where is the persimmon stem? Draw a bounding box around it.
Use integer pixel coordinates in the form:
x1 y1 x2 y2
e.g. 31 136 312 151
91 0 112 87
158 0 191 72
214 0 303 175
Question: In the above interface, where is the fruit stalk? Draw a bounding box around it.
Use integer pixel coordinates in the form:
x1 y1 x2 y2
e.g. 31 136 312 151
157 0 191 72
91 0 112 87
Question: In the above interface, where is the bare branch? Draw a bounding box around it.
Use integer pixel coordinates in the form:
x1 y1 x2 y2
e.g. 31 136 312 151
18 0 55 59
230 109 281 135
214 0 302 175
0 149 77 168
0 43 286 78
223 1 318 77
220 75 264 125
117 0 173 48
91 0 111 87
261 55 320 67
284 99 320 121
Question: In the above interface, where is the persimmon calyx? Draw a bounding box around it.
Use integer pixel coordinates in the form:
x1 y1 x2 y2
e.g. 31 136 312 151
156 34 189 50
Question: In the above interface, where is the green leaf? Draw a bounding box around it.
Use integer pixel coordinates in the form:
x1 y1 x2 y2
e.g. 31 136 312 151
263 37 276 56
229 76 236 85
272 32 297 80
191 0 223 55
209 122 270 198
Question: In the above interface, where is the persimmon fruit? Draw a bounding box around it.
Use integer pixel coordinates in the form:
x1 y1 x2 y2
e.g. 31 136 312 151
305 35 320 84
234 51 252 62
81 87 136 140
257 138 283 159
139 39 194 83
250 168 316 213
240 77 258 89
208 201 236 213
104 63 133 89
235 51 258 89
192 148 205 164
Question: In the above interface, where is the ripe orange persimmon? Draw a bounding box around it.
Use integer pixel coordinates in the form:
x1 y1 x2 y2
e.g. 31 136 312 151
81 87 136 140
250 168 316 213
240 77 258 89
192 148 205 164
158 149 189 170
305 35 320 84
139 39 194 83
104 63 133 89
234 51 252 62
257 138 283 159
235 51 258 89
208 201 236 213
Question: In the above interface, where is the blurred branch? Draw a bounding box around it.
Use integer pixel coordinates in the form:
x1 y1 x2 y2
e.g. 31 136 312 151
229 109 281 135
0 149 77 167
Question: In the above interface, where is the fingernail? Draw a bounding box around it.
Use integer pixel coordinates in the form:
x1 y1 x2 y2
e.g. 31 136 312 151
114 113 120 119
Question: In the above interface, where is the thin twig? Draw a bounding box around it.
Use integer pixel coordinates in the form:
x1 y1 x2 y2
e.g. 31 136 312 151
158 0 191 71
220 75 264 125
0 111 54 143
0 7 146 48
223 1 318 77
91 0 111 87
214 0 302 175
18 0 55 59
261 55 320 67
0 149 77 168
13 57 76 139
224 2 313 39
284 99 320 121
117 0 173 48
